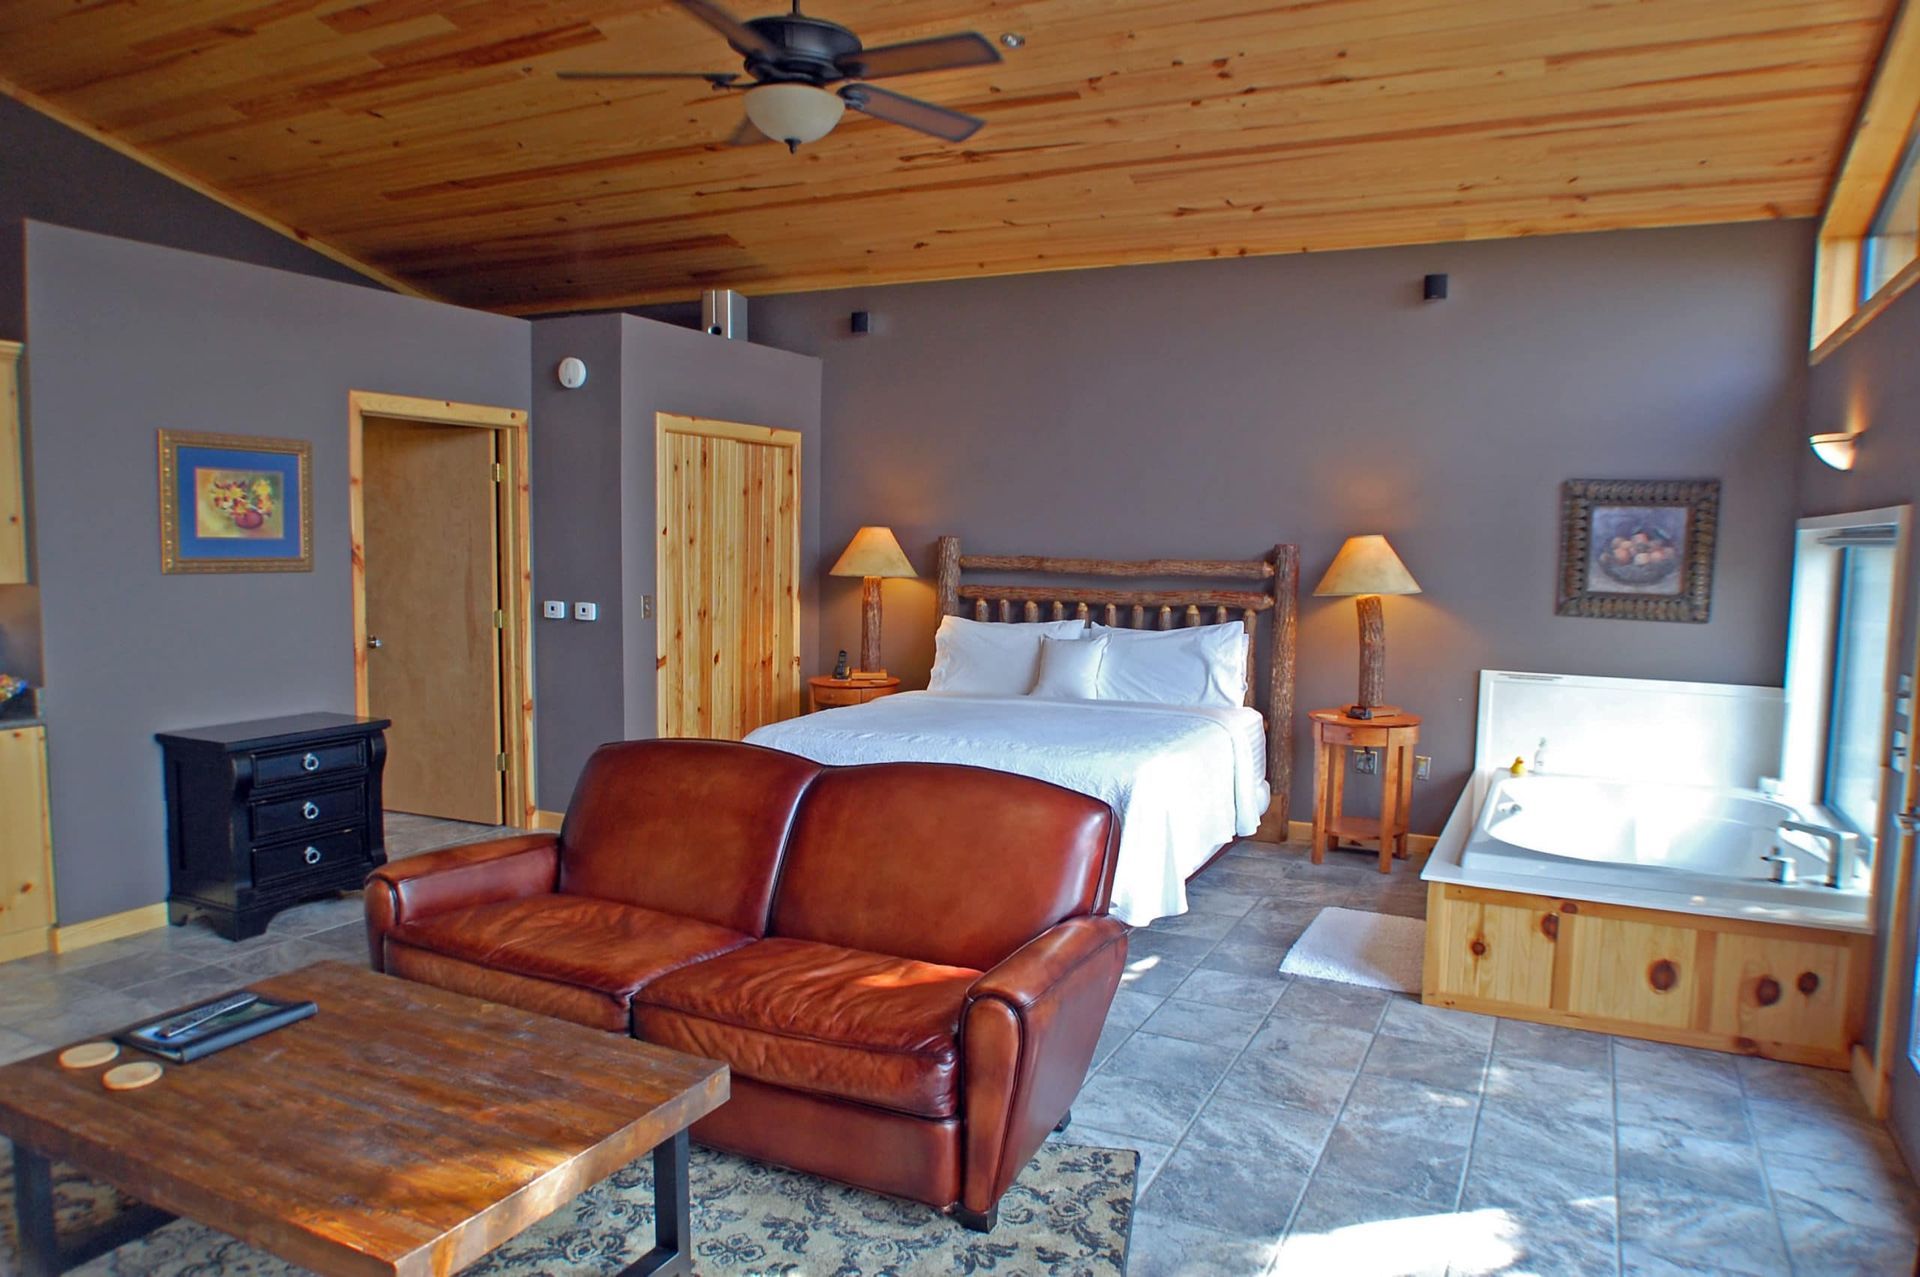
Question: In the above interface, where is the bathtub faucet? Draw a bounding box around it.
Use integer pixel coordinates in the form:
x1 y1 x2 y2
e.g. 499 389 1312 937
1775 821 1862 889
1532 737 1548 772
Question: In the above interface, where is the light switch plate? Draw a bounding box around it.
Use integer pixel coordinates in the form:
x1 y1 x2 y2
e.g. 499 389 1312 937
574 601 599 622
542 600 567 620
1415 755 1432 781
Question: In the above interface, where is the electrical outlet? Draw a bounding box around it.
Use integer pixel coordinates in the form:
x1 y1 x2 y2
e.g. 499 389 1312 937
574 601 599 622
1415 755 1432 781
1352 748 1378 775
542 600 567 620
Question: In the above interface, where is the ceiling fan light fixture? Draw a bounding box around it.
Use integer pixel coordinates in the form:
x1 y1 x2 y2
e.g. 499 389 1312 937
744 82 844 148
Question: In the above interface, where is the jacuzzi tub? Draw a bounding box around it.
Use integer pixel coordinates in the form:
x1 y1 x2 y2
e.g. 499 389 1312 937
1430 770 1872 931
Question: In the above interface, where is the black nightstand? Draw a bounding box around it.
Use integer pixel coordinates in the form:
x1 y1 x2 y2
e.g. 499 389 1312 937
157 713 390 940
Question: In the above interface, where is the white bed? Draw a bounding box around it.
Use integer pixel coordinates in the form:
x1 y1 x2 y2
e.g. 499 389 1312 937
748 536 1301 927
746 691 1270 925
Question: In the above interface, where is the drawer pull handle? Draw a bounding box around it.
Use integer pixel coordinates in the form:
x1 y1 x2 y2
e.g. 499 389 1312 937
303 846 322 866
1798 971 1821 996
302 801 320 821
302 752 320 772
1756 976 1782 1007
1648 959 1679 992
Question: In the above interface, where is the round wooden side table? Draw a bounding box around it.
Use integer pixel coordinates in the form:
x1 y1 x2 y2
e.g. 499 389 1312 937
1308 708 1422 874
807 675 901 713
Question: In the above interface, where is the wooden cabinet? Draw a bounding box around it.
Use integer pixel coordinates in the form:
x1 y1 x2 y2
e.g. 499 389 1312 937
0 341 25 584
0 726 55 961
1425 881 1869 1069
158 713 389 941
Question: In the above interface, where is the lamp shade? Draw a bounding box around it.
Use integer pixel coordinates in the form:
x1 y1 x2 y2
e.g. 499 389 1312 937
1809 432 1857 471
830 527 917 579
744 83 845 147
1313 535 1421 597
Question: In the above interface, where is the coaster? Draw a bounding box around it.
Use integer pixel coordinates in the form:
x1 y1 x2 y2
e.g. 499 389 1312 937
102 1061 163 1091
58 1041 119 1069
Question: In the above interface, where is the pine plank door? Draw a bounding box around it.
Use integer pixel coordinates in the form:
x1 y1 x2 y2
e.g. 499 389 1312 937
656 414 802 740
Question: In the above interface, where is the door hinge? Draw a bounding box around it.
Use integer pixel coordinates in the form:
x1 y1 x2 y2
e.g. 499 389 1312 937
492 609 506 630
496 752 509 773
491 463 505 482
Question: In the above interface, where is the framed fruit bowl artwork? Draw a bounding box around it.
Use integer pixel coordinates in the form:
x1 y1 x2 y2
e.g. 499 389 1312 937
1556 478 1720 622
157 430 312 573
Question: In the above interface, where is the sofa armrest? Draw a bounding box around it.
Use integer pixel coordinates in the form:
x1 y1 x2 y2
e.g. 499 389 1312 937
363 833 559 972
960 915 1128 1219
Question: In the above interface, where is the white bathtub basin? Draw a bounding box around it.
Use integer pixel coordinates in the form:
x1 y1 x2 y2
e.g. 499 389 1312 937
1428 770 1872 932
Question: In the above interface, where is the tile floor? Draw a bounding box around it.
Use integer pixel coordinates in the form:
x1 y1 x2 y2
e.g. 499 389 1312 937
1054 842 1920 1276
0 823 1914 1276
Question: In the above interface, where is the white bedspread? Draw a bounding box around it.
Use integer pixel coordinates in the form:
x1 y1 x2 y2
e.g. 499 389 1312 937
745 692 1269 925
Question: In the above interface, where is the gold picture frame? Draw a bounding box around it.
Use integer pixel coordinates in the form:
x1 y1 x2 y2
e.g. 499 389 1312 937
158 430 313 574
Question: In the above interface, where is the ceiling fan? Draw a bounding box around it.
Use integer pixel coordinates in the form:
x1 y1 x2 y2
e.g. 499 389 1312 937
558 0 1002 151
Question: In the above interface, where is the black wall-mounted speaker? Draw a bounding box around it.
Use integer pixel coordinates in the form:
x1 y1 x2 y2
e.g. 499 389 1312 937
1423 273 1449 302
850 310 871 334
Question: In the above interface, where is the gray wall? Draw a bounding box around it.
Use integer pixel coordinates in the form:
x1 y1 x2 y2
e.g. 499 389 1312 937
617 318 824 745
24 224 529 923
753 221 1814 830
526 314 824 807
0 97 381 341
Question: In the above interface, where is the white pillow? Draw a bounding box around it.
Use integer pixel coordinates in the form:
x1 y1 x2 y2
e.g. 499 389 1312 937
1089 622 1249 708
928 616 1088 696
1031 633 1110 700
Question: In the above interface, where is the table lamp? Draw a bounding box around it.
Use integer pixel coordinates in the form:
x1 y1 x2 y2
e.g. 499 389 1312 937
1313 534 1422 720
829 526 918 680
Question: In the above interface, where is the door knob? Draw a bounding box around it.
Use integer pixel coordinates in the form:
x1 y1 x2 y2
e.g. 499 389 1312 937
367 636 383 649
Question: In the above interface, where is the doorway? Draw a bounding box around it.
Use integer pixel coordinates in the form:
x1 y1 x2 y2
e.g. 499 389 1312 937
655 412 803 739
348 391 534 828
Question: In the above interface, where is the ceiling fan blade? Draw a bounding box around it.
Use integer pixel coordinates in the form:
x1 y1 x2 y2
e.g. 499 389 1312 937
724 116 772 147
557 70 740 86
672 0 780 59
840 83 983 142
837 32 1000 81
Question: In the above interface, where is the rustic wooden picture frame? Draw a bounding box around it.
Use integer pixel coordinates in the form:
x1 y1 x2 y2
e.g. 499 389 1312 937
158 429 313 574
1556 479 1720 623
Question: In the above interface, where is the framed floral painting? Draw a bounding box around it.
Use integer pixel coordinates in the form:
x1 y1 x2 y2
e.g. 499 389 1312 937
1556 479 1720 622
157 430 312 573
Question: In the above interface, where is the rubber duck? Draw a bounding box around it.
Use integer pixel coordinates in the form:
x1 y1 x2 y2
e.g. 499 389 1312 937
1509 757 1527 776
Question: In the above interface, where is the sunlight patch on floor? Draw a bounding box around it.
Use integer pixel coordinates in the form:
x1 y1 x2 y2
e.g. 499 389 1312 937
1276 1207 1520 1277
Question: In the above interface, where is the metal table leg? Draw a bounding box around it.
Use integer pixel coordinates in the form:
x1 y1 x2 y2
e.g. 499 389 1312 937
619 1130 691 1277
10 1142 175 1276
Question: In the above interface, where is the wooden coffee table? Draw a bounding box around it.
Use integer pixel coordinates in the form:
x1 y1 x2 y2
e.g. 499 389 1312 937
0 962 728 1276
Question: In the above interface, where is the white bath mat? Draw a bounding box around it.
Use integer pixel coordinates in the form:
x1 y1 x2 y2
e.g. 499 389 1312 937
1279 907 1425 994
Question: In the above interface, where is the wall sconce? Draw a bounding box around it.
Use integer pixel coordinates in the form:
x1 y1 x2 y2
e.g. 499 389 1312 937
1809 432 1858 471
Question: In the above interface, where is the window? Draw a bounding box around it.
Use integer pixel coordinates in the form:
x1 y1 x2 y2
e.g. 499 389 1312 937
1781 508 1908 849
1861 133 1920 306
1825 541 1896 833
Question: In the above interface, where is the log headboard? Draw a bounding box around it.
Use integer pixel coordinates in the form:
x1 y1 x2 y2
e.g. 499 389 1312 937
933 536 1299 829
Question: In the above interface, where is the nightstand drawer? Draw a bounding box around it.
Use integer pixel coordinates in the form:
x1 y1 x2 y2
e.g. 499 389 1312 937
251 784 364 839
253 828 365 885
253 740 366 788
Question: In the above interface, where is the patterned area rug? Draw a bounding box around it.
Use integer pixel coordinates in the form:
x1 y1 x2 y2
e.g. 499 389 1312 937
0 1139 1135 1276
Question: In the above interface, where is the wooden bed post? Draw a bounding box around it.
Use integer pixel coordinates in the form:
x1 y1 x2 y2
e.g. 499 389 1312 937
1268 544 1299 832
935 536 962 618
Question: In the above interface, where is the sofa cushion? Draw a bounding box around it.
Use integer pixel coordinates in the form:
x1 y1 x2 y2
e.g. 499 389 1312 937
393 893 752 1002
384 941 630 1033
770 763 1118 971
560 740 821 936
634 937 980 1120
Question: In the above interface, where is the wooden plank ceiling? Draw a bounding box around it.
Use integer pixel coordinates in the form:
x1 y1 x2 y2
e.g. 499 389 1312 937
0 1 1896 313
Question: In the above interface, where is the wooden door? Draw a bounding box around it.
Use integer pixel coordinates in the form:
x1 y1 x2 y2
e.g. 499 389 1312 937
362 417 504 823
656 414 802 740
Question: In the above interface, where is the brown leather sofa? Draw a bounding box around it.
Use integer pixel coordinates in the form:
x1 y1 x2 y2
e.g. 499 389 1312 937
363 739 1126 1230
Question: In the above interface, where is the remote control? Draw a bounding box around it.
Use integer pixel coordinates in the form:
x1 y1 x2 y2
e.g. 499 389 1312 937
151 993 258 1041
